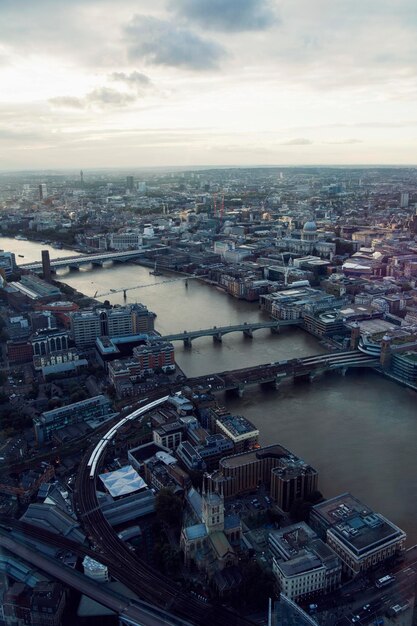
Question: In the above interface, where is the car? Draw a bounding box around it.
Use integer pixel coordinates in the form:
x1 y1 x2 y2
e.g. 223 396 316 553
363 604 370 611
351 616 360 623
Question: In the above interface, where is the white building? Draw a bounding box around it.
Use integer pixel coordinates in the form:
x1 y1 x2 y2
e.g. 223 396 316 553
82 556 109 582
270 523 341 601
109 232 142 250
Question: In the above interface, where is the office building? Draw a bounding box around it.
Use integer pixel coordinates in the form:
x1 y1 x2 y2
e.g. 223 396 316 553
0 250 16 278
153 421 184 451
110 231 142 250
33 395 115 445
39 183 48 200
70 304 155 347
214 414 259 453
126 175 134 192
83 556 109 583
269 523 341 601
310 493 406 576
132 340 175 374
209 444 318 509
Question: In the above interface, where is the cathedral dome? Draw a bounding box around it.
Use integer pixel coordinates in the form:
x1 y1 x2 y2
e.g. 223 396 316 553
303 220 317 232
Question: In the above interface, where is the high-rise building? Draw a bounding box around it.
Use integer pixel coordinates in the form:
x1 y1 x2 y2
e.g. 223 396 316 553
41 249 51 282
126 175 134 192
400 192 409 208
39 183 48 200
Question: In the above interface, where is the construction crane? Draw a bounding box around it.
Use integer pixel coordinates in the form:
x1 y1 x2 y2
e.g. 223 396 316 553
93 275 196 298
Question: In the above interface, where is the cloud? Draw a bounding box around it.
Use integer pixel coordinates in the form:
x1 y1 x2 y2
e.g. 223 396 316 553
110 71 151 88
325 139 363 144
282 138 313 145
124 15 226 70
49 96 85 109
173 0 277 32
50 88 137 110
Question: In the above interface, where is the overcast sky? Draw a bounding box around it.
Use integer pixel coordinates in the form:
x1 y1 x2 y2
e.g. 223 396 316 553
1 0 417 169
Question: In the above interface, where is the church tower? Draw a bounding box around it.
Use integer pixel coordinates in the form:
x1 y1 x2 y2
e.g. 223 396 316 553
202 478 224 533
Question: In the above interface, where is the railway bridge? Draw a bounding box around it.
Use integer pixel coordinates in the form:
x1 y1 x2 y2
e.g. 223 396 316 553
18 247 167 274
187 350 379 396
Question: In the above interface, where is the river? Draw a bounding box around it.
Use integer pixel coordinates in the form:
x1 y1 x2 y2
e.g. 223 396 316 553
4 236 417 543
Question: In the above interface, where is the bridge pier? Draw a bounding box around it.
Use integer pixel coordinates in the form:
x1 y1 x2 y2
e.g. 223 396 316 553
213 333 223 343
309 368 325 382
337 367 347 377
270 325 280 334
183 337 192 349
243 328 253 339
237 383 245 397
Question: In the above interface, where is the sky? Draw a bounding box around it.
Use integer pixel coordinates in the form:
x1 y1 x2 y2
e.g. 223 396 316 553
1 0 417 169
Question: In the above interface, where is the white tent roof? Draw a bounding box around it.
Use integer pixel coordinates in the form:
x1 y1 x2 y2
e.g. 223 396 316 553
99 465 146 498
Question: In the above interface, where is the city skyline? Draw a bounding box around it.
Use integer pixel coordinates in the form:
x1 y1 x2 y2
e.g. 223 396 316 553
1 0 417 169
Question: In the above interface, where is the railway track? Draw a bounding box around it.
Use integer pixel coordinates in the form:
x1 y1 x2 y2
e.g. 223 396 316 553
74 407 255 626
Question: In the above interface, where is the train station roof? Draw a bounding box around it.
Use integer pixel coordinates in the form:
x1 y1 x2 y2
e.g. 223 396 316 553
99 465 146 498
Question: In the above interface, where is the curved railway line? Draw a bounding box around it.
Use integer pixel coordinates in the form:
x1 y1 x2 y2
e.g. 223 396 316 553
73 395 255 626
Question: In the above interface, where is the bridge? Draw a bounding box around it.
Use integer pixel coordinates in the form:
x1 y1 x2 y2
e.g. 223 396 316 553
160 320 299 347
18 247 167 274
0 528 193 626
187 350 379 396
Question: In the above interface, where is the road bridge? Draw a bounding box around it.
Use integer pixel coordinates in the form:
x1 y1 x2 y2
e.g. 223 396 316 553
160 319 299 347
187 350 379 396
18 247 168 273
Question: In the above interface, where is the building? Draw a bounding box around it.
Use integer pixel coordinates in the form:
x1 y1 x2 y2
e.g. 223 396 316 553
132 340 175 374
19 274 61 299
176 434 234 472
310 493 406 576
3 582 32 625
214 413 259 453
110 231 142 250
70 304 155 347
209 444 318 509
39 183 48 199
4 581 67 626
41 249 52 281
0 250 16 278
20 502 86 543
269 522 341 601
180 485 241 577
31 329 70 357
271 595 320 626
153 421 184 451
6 340 33 364
33 395 115 446
275 220 336 259
83 556 109 583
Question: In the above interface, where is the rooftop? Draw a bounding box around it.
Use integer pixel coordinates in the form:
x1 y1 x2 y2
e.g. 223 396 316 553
99 465 147 498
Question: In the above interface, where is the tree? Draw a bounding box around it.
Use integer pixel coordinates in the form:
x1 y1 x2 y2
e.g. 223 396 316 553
237 562 276 609
155 488 183 529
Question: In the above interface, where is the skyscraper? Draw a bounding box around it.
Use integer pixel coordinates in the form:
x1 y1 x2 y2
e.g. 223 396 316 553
39 183 47 200
126 176 134 192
